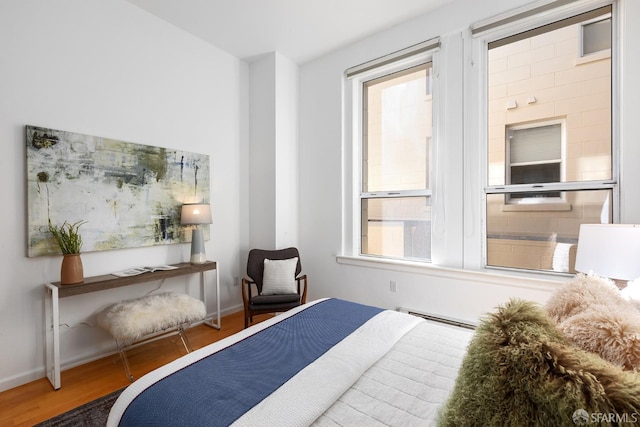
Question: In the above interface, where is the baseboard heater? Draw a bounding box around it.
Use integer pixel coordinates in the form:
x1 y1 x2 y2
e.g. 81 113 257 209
398 307 477 330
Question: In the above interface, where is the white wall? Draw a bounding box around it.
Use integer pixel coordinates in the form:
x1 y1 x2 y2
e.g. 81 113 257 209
274 53 300 249
249 54 277 249
298 0 640 321
0 0 247 391
248 52 300 250
619 0 640 220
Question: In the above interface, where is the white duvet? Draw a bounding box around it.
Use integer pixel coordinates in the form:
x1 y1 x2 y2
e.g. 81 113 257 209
109 299 473 427
233 306 473 427
314 320 473 426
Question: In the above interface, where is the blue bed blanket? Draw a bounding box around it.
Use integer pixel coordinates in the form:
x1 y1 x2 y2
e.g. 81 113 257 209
110 299 384 426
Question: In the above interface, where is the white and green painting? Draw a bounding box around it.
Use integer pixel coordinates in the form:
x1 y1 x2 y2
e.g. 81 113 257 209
26 125 210 257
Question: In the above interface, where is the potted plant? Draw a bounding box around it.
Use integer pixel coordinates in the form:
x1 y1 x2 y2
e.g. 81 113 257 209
48 219 87 285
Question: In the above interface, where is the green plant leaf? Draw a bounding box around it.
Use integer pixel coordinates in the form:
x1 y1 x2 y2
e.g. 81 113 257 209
48 219 87 254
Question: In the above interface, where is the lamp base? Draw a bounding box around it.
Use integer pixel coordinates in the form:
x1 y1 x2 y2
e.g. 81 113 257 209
190 228 207 264
613 279 627 290
190 253 207 264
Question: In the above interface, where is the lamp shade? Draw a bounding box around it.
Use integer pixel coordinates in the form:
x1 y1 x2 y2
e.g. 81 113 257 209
181 203 212 264
575 224 640 281
181 203 212 225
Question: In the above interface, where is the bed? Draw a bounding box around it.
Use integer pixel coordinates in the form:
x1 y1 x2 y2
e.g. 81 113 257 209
107 298 474 426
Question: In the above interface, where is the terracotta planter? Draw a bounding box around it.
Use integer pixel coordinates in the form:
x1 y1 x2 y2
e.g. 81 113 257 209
61 254 84 285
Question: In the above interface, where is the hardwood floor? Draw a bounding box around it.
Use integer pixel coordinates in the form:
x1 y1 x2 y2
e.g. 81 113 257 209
0 310 270 427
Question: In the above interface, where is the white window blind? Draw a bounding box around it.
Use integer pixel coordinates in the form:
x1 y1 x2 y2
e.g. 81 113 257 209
509 125 561 164
346 38 439 79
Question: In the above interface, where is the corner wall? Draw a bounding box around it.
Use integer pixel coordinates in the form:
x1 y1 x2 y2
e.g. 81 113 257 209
249 52 300 250
0 0 247 391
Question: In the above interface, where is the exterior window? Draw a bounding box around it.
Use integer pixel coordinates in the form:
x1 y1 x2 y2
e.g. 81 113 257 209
485 6 615 273
582 17 611 56
360 63 432 261
507 122 563 202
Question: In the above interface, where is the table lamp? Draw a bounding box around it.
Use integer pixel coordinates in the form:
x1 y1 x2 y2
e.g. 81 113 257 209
575 224 640 289
181 203 212 264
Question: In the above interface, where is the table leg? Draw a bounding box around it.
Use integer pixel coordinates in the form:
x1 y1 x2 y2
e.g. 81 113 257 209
44 283 61 389
202 265 221 330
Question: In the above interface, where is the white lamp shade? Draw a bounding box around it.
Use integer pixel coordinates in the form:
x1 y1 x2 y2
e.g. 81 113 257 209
575 224 640 281
181 203 212 225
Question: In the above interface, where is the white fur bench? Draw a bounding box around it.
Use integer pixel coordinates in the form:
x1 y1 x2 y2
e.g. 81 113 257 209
97 292 206 381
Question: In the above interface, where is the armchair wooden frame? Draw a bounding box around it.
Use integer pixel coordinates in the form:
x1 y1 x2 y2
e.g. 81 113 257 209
241 248 308 328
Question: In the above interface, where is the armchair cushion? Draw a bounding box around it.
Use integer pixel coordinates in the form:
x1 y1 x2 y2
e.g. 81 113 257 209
261 257 298 295
249 294 301 312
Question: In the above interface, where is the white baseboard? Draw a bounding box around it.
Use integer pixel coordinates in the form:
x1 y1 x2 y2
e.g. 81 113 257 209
0 368 46 393
0 305 245 393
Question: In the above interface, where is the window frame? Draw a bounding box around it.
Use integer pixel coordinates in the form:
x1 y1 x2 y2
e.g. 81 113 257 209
477 0 620 273
350 49 437 262
505 119 566 205
341 0 620 280
580 13 612 57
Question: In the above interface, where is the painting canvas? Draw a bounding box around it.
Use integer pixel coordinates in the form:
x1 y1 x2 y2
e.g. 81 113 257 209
26 125 210 257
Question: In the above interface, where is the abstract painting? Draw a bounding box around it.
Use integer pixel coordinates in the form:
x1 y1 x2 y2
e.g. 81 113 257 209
26 125 210 257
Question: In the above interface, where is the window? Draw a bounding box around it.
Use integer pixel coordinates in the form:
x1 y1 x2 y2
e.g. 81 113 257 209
354 57 434 261
507 121 563 202
582 16 611 56
485 5 615 273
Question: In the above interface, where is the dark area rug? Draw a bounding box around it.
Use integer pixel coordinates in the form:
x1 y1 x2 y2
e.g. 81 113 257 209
34 388 125 427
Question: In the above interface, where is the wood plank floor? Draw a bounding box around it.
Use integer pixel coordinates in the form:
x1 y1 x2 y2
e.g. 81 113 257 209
0 310 270 427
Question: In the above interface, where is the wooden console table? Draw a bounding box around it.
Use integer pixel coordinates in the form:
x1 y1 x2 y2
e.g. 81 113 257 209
44 261 219 390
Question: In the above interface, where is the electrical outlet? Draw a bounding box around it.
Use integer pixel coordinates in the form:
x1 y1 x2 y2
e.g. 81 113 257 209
390 280 397 293
234 276 240 286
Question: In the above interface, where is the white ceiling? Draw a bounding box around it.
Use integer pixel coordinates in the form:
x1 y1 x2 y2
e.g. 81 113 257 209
126 0 454 64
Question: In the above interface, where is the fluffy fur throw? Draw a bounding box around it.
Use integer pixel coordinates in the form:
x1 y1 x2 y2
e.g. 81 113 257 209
97 292 205 342
438 299 640 427
545 274 640 371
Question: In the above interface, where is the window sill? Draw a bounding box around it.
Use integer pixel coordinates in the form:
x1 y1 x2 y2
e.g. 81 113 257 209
335 255 565 292
501 202 571 212
575 49 610 66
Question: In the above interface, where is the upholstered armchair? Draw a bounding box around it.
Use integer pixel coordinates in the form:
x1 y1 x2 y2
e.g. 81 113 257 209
241 247 308 328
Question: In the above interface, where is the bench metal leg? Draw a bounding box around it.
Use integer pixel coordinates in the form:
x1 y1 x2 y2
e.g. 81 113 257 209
115 339 135 382
112 325 194 382
177 325 193 353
